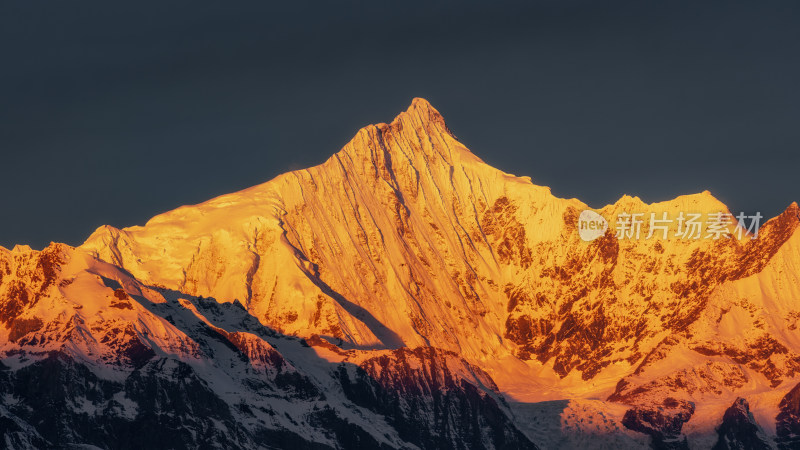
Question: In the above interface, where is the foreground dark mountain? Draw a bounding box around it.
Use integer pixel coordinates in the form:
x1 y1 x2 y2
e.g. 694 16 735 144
2 99 799 448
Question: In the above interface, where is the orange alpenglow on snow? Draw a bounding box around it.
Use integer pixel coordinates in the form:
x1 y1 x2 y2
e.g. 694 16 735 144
1 99 798 448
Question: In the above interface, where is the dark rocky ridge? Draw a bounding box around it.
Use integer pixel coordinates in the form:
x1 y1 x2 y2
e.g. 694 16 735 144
712 398 770 450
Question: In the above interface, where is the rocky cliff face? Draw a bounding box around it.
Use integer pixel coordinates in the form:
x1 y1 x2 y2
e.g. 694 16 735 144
776 381 800 449
2 99 799 448
712 398 771 450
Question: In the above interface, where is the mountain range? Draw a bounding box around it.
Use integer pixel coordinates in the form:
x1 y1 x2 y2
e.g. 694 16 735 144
2 98 799 449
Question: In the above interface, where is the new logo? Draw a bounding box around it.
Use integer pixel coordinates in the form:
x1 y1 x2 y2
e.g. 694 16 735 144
578 210 608 242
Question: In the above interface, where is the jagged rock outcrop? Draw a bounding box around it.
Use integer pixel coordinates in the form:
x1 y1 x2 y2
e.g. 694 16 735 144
712 398 770 450
337 347 537 450
777 382 800 449
621 398 694 450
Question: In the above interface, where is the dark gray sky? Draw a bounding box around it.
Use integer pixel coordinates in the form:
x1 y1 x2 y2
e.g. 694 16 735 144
2 0 798 249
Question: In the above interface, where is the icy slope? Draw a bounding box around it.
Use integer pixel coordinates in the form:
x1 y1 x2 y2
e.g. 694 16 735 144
4 98 800 448
82 98 583 361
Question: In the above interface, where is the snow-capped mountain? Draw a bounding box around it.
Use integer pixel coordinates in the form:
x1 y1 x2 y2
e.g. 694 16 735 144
1 99 799 449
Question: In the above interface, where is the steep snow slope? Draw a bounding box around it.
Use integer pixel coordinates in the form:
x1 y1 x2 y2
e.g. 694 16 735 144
4 98 800 448
82 98 583 361
81 98 799 389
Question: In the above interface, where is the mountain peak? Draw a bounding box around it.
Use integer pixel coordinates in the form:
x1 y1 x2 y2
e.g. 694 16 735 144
333 98 474 172
388 97 452 137
407 97 439 116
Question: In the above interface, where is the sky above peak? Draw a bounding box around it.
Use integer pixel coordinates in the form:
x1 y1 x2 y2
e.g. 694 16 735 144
1 0 798 249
